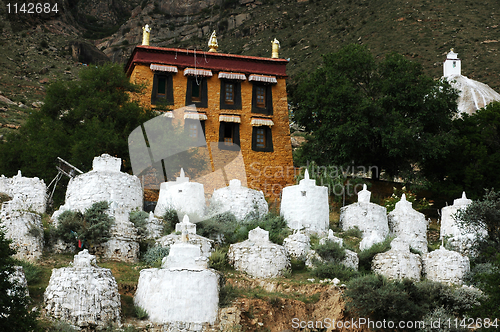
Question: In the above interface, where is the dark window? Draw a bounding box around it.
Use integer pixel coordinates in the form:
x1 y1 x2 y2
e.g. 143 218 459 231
219 121 240 150
220 80 242 110
252 83 273 115
186 77 208 108
252 126 273 152
151 74 174 105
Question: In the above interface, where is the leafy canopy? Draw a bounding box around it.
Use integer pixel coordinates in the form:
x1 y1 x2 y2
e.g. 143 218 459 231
290 44 458 179
422 101 500 199
0 228 39 331
0 63 155 206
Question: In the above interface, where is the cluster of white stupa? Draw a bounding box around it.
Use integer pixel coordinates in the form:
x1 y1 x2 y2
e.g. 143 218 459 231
0 153 489 330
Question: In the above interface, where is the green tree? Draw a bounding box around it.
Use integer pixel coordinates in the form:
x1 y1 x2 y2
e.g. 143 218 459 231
422 102 500 199
0 228 39 331
290 44 458 180
0 63 155 206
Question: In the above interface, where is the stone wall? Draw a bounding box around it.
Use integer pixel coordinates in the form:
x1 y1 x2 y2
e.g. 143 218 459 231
44 250 121 329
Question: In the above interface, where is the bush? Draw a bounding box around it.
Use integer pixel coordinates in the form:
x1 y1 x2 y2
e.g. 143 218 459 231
313 262 360 281
418 306 467 332
313 241 346 262
54 201 114 249
14 260 41 285
208 247 229 271
219 282 239 308
358 236 393 272
196 212 290 245
141 245 169 267
344 274 425 322
134 306 148 320
129 210 149 239
162 209 179 235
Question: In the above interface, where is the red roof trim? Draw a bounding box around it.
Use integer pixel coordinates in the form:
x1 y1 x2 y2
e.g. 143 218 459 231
125 45 288 78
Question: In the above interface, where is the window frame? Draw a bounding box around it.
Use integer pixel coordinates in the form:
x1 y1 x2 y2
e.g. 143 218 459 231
218 121 240 150
151 73 174 105
251 83 273 115
251 125 273 152
220 80 242 110
185 76 208 108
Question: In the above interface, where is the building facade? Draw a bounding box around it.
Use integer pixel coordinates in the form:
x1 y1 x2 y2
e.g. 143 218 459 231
125 45 294 198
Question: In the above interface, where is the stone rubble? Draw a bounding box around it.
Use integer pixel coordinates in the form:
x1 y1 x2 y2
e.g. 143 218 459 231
43 250 121 329
227 227 290 278
208 179 268 221
134 228 219 326
422 246 470 285
154 168 206 222
280 170 329 235
340 184 389 251
388 194 429 254
372 237 422 281
8 266 29 297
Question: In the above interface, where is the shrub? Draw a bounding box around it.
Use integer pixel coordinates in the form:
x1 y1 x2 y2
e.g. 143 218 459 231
129 210 149 239
14 260 41 285
418 306 467 332
54 201 114 249
340 226 363 239
313 241 346 262
313 262 360 281
208 247 229 271
219 282 239 308
344 275 425 322
358 236 393 272
134 306 148 320
162 209 179 235
197 212 290 245
141 245 169 267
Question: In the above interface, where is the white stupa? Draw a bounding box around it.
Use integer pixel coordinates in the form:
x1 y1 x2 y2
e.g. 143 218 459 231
443 49 500 116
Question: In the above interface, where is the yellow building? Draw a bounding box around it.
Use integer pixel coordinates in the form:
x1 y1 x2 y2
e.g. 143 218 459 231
125 42 294 199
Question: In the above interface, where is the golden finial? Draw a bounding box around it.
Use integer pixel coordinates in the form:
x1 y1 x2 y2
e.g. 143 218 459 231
208 30 218 52
142 24 151 46
271 38 280 58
